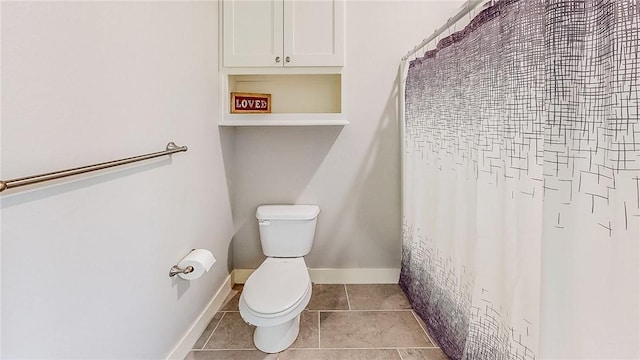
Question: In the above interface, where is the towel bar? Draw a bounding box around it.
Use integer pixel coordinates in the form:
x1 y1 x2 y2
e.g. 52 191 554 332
0 142 187 194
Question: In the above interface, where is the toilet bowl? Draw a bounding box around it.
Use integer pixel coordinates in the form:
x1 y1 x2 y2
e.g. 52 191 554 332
239 257 312 353
238 204 319 354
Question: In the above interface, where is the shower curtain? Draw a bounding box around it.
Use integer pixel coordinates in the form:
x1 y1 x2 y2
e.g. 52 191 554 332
401 1 639 359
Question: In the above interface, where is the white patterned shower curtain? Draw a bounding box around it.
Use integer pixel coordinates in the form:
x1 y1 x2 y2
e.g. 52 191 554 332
401 1 639 359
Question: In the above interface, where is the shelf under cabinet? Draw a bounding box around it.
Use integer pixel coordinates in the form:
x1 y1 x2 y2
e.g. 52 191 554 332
219 114 349 127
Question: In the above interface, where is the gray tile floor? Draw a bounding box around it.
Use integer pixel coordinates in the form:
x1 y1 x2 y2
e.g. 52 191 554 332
186 284 451 360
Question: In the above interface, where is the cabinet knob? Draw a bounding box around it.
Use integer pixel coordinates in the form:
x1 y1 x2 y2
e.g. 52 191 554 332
275 56 281 63
285 56 291 63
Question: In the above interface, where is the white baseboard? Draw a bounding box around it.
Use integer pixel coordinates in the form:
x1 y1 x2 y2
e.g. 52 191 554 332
232 268 255 284
232 268 400 284
310 268 401 284
165 274 232 360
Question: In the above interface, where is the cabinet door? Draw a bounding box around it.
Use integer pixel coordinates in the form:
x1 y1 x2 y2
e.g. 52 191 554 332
223 0 284 67
283 0 344 67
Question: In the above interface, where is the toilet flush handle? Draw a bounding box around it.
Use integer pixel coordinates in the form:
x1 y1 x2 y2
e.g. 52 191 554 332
259 220 271 226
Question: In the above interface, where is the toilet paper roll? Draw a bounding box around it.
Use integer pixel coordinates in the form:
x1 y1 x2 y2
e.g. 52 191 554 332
177 249 216 280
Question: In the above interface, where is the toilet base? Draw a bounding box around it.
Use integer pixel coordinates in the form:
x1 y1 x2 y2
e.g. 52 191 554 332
253 313 301 353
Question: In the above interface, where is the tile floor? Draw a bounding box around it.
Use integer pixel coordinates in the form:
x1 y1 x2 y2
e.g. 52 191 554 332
186 284 451 360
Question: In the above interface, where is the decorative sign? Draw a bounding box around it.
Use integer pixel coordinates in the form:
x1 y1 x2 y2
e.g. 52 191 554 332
230 92 271 113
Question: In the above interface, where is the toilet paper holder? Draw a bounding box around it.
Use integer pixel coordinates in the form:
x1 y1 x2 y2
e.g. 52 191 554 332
169 248 216 279
169 265 194 277
170 248 196 277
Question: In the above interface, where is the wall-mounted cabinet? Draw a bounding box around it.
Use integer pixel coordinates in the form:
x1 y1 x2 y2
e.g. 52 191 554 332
219 1 347 126
223 0 344 68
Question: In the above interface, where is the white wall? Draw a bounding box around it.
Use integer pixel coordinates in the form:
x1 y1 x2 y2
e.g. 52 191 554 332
232 1 462 270
0 2 233 358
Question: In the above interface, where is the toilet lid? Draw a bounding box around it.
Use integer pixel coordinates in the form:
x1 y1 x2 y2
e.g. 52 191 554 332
243 257 310 315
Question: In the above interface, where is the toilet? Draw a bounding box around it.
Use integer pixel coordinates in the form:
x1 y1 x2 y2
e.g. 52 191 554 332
239 204 320 353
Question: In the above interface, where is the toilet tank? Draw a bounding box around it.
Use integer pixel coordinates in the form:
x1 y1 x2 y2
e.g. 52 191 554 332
256 205 320 257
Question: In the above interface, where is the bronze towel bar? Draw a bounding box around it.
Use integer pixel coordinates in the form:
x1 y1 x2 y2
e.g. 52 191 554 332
0 142 188 193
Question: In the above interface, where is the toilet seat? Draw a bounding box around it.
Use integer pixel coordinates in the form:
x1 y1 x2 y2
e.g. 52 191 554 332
243 257 309 314
240 257 311 327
